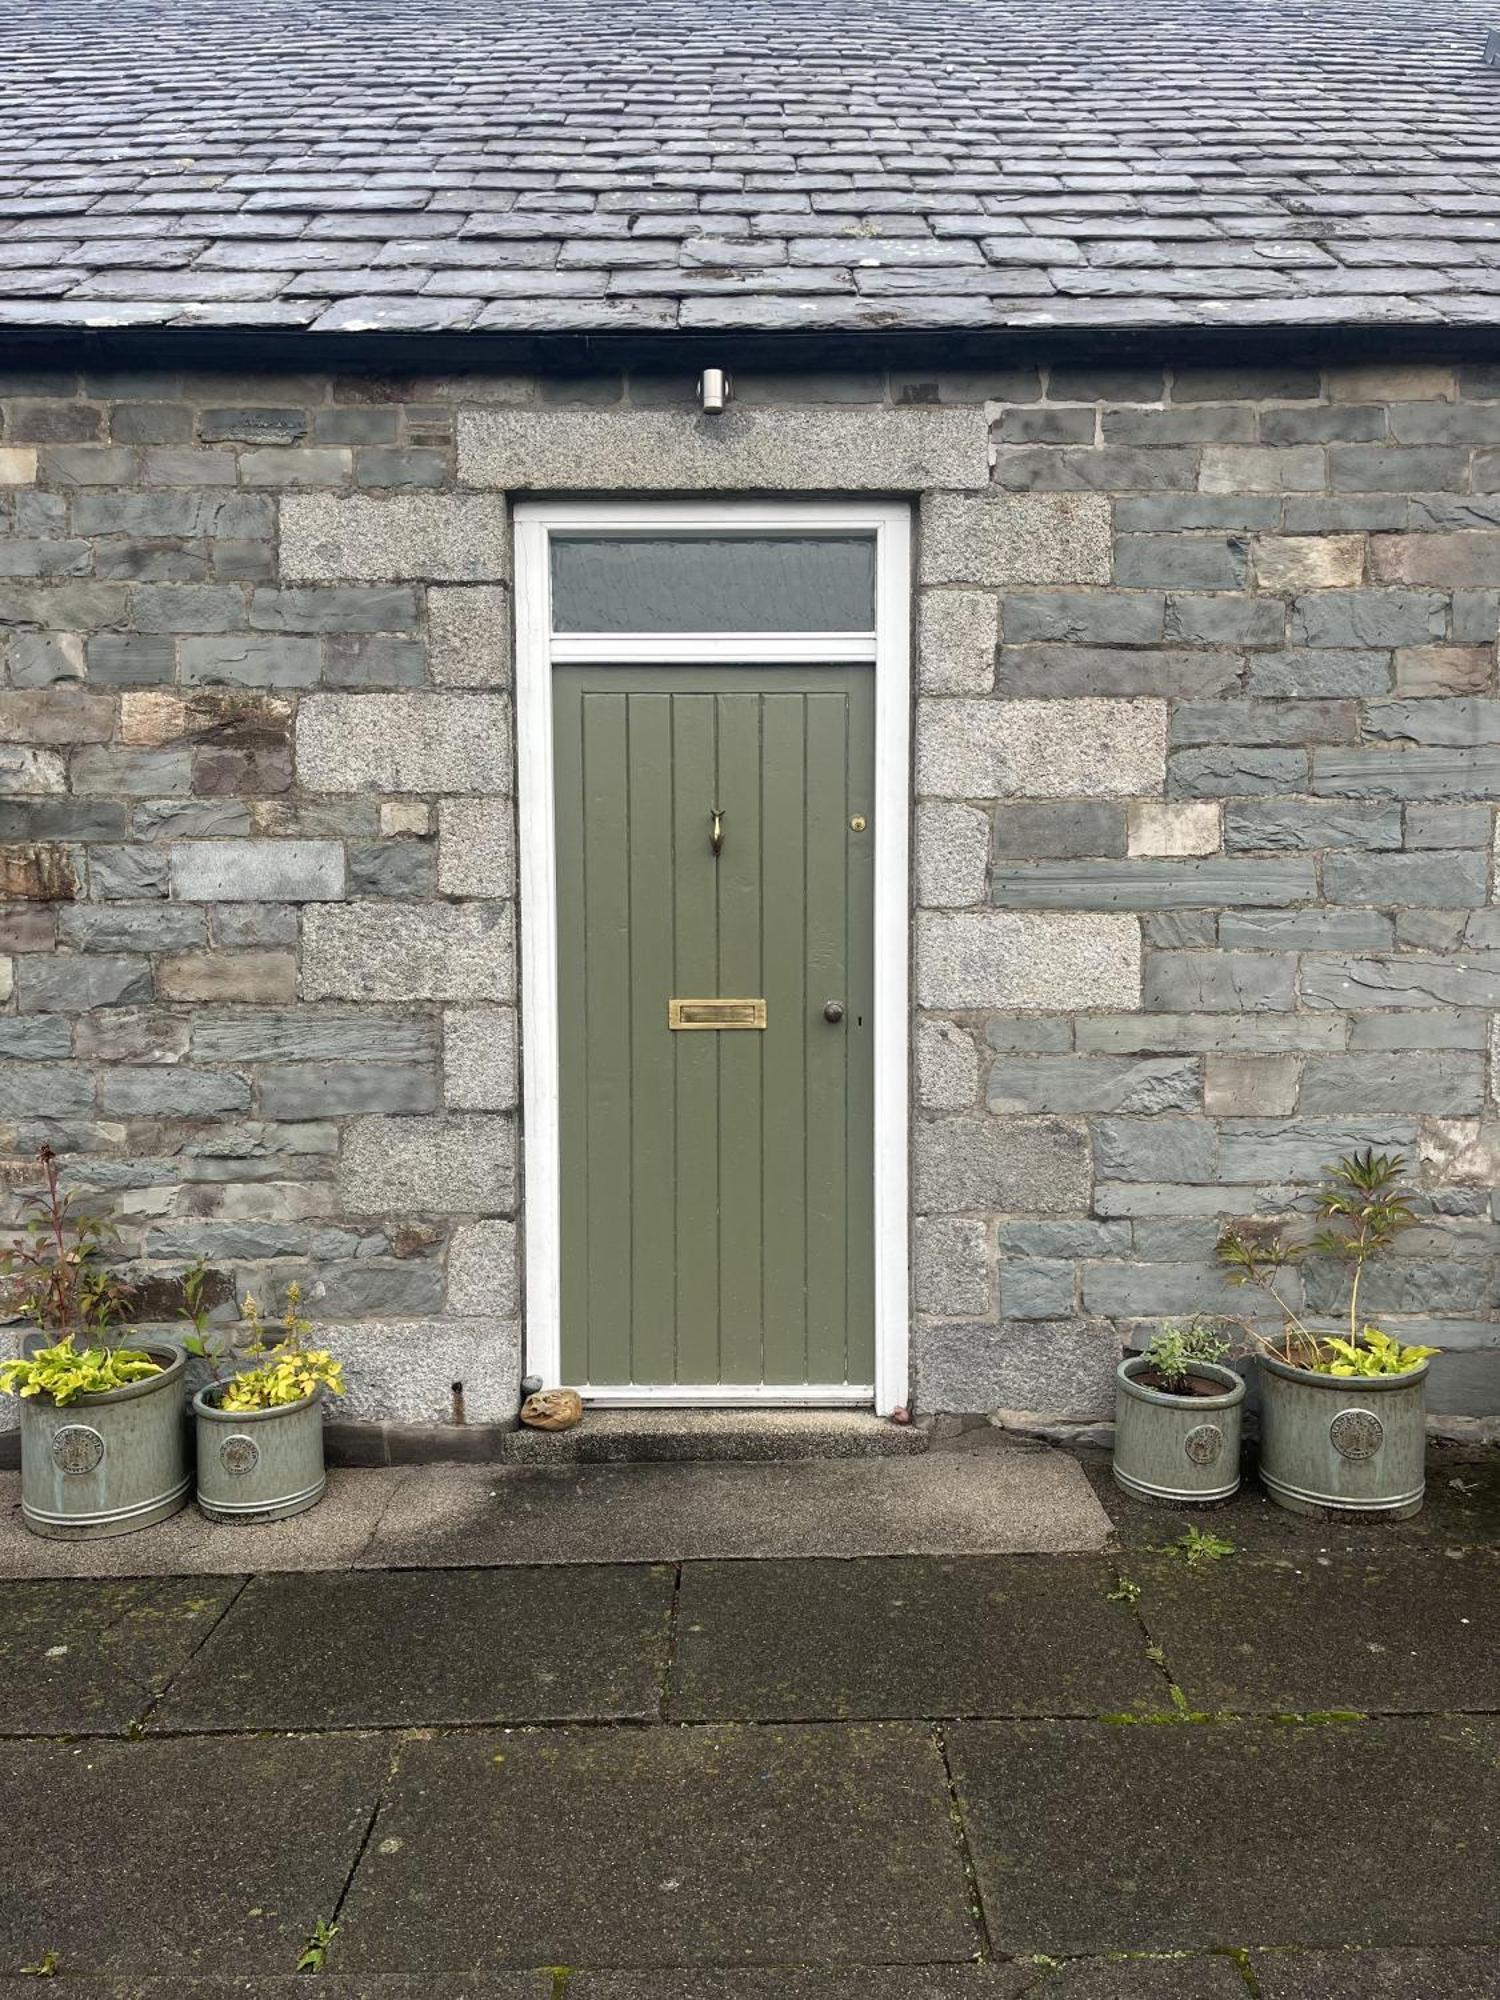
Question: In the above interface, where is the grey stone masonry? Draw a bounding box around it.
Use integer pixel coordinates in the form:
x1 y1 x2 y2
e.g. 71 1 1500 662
910 356 1500 1421
0 368 528 1432
0 358 1498 1431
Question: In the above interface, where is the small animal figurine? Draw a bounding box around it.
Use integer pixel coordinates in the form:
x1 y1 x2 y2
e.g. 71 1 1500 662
520 1387 584 1431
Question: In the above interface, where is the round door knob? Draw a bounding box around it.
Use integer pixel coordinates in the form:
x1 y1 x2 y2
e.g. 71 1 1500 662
823 1000 845 1023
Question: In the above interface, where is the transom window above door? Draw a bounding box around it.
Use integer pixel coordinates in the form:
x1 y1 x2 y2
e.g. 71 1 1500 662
548 533 878 635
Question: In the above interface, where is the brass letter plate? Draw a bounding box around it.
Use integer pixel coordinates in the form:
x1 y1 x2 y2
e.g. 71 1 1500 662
669 997 767 1030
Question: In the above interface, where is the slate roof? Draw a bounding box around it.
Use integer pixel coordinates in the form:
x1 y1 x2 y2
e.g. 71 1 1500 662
5 0 1500 336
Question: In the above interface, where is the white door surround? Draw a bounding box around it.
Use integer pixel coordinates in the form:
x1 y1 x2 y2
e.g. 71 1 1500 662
513 498 912 1413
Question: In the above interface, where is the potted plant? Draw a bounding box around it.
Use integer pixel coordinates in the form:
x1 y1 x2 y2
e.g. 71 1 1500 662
0 1147 189 1540
1218 1149 1437 1519
1113 1317 1246 1504
184 1274 344 1523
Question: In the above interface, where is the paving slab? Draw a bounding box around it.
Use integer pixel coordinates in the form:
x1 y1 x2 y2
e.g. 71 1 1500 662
1132 1548 1500 1716
0 1576 241 1736
669 1557 1159 1720
1251 1945 1500 1997
334 1723 976 1970
0 1972 1248 2000
358 1448 1112 1566
1083 1446 1500 1557
8 1962 1244 1999
0 1734 388 1975
566 1974 1033 1998
0 1469 402 1579
948 1717 1500 1956
151 1565 674 1731
566 1965 1244 1998
0 1983 552 1998
1010 1962 1249 1999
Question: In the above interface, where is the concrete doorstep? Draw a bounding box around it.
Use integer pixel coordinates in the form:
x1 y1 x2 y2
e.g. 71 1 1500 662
0 1438 1112 1579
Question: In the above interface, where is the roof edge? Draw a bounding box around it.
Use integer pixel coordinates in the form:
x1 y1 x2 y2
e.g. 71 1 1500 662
4 321 1500 378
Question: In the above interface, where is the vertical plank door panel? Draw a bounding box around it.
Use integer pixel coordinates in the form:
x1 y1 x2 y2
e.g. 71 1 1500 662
758 690 811 1385
803 692 851 1387
715 692 767 1384
670 693 721 1383
579 691 633 1388
843 677 878 1388
554 674 590 1383
625 693 677 1384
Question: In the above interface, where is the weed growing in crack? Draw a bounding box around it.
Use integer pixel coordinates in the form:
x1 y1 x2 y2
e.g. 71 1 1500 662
1175 1527 1236 1565
297 1918 338 1974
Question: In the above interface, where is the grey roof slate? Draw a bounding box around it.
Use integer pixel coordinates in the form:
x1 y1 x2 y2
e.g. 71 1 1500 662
4 0 1500 335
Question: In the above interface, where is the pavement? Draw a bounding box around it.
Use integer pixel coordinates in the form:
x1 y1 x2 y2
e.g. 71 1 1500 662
0 1440 1497 1995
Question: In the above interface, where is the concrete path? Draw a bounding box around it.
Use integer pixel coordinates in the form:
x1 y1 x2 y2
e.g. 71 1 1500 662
0 1437 1112 1579
0 1450 1497 1994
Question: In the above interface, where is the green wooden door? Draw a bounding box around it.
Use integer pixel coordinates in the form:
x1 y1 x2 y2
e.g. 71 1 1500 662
554 664 876 1392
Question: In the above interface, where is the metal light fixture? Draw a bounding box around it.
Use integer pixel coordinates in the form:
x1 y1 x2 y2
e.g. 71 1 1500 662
699 366 731 413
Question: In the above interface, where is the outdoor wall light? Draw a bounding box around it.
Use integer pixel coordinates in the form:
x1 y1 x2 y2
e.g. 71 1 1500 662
699 367 731 412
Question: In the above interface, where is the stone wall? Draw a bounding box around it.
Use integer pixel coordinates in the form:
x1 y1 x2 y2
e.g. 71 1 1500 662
0 356 1496 1430
913 358 1500 1420
0 368 524 1434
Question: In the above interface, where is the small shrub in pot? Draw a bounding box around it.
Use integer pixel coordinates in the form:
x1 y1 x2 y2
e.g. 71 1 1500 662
1113 1317 1246 1505
0 1147 189 1540
186 1276 344 1524
1218 1150 1438 1519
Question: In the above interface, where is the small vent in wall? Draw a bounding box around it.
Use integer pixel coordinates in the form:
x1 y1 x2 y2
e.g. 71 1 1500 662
1487 28 1500 65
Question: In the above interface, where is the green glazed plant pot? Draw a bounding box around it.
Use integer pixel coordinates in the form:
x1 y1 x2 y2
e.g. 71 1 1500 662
193 1383 327 1524
17 1340 190 1540
1258 1350 1428 1518
1113 1356 1245 1504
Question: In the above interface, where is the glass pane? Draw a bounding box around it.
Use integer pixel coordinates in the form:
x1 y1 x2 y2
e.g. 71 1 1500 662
551 534 876 633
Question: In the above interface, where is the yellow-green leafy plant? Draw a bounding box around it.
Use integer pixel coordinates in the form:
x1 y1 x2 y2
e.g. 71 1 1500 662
186 1279 343 1414
0 1342 162 1407
1317 1325 1439 1379
1216 1150 1438 1377
0 1147 158 1408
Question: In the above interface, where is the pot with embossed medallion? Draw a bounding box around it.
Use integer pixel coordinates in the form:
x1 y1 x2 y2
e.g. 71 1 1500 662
1114 1347 1246 1506
193 1382 329 1523
0 1148 190 1540
184 1278 344 1524
12 1340 190 1540
1217 1150 1436 1519
1256 1349 1430 1519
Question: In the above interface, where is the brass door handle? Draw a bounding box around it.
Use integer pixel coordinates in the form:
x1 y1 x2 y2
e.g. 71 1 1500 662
823 1000 845 1023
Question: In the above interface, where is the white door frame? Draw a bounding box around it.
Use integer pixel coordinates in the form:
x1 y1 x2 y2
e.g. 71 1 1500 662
513 498 911 1413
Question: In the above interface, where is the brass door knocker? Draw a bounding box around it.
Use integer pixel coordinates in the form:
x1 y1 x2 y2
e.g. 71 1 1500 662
710 806 725 857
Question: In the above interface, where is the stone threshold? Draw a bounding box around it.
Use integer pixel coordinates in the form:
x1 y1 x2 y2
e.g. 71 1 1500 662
504 1407 929 1465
